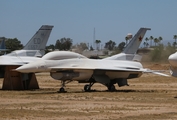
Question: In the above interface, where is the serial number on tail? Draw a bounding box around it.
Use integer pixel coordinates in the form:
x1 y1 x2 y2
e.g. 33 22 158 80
27 45 39 49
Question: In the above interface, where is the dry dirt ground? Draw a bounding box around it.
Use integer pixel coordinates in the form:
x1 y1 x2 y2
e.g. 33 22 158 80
0 63 177 120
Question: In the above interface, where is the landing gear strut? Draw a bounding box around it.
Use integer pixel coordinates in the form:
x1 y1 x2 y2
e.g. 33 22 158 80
58 80 72 93
84 82 95 92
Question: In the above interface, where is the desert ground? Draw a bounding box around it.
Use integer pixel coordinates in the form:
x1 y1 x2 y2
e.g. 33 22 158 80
0 63 177 120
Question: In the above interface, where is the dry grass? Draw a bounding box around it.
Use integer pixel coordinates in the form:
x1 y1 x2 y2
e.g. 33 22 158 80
0 64 177 120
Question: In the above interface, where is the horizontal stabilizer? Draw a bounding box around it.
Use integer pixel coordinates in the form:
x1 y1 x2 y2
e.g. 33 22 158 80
143 68 169 77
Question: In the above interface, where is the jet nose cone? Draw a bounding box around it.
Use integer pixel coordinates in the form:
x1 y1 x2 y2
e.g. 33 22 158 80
168 53 177 67
16 60 46 73
16 64 36 73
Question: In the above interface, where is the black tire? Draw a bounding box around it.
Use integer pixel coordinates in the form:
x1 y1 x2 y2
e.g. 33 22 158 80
84 84 91 92
108 84 116 92
59 87 65 92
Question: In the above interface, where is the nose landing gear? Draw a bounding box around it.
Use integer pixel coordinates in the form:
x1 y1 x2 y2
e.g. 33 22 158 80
84 82 95 92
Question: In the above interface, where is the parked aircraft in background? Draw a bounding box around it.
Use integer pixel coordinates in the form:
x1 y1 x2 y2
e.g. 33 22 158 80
0 25 53 78
5 25 53 57
168 52 177 77
104 28 151 61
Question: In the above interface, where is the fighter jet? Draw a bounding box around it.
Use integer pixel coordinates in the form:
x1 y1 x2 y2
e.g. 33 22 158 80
16 28 160 91
0 25 53 78
16 28 168 92
168 52 177 77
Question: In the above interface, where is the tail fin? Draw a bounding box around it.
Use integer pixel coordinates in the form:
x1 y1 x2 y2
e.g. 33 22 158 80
23 25 53 50
122 28 151 54
0 39 6 49
103 28 150 61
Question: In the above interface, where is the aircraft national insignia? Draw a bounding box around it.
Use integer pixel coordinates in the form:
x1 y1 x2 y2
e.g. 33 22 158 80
139 36 142 41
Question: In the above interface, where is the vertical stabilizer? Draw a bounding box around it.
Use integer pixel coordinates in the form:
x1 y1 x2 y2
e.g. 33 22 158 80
103 28 151 61
23 25 53 50
123 28 151 54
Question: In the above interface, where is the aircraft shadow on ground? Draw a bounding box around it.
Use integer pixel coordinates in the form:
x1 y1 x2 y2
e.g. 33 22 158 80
22 89 159 95
0 89 173 95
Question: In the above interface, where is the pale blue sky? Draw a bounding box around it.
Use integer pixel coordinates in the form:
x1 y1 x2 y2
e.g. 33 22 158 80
1 0 177 47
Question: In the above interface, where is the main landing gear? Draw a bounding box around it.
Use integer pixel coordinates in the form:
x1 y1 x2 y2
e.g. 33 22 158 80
107 84 116 92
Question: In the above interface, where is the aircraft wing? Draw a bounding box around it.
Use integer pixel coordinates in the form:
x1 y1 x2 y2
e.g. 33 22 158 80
49 65 145 72
48 67 169 77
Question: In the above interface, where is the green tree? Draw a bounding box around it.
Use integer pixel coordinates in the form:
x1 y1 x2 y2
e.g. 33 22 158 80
145 37 149 45
173 42 177 47
154 38 159 46
158 36 163 43
125 37 129 45
90 45 94 51
55 37 72 50
117 42 125 51
104 40 116 51
149 36 154 47
5 38 23 52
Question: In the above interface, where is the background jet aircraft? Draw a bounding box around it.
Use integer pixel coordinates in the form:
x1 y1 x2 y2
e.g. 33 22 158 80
168 52 177 77
16 53 168 92
0 25 53 78
104 28 151 61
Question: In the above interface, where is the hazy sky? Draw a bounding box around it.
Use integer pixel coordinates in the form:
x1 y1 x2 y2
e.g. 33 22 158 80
1 0 177 47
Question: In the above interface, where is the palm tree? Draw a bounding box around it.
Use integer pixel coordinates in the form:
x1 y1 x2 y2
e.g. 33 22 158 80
143 42 146 48
158 36 163 44
95 40 101 50
125 36 129 45
146 42 149 48
145 37 149 43
149 36 154 47
154 38 159 46
174 35 177 43
173 42 177 47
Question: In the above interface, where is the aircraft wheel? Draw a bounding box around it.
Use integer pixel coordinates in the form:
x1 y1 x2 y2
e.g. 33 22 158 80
59 87 65 92
84 84 91 92
108 84 116 92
